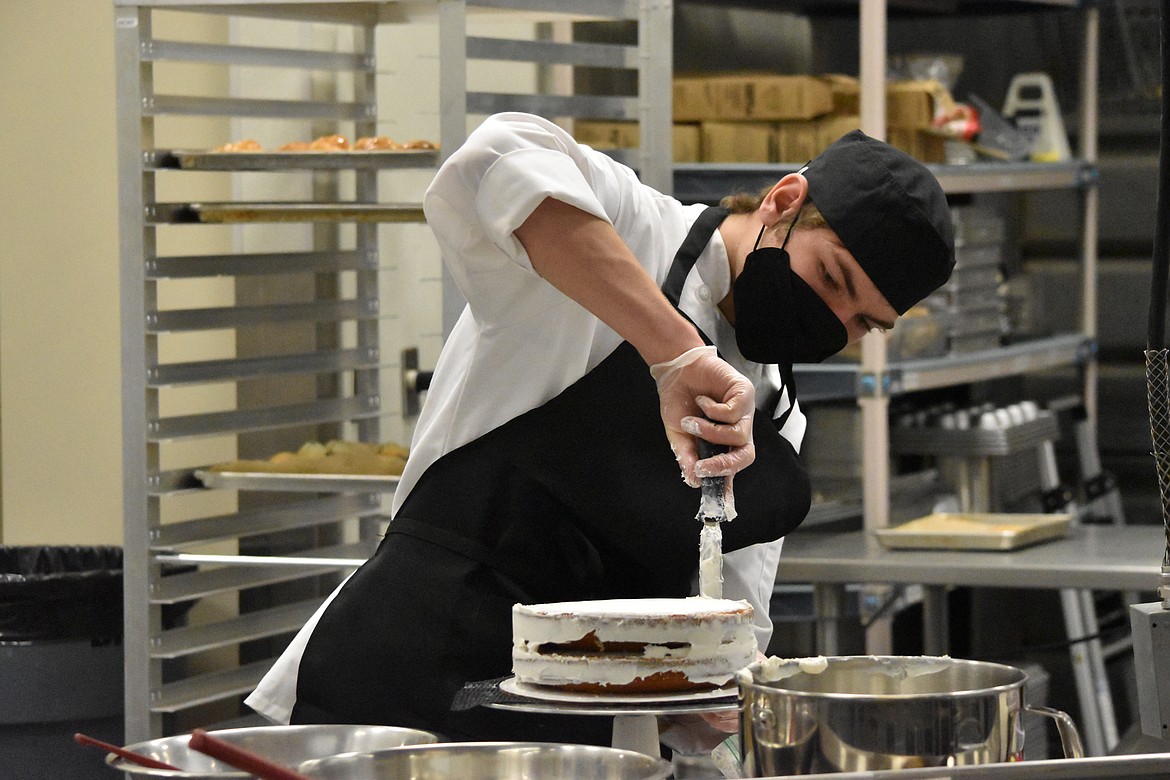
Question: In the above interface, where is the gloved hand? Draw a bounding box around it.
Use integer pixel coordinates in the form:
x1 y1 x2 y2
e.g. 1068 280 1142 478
697 707 740 733
658 711 738 756
650 346 756 488
659 715 730 757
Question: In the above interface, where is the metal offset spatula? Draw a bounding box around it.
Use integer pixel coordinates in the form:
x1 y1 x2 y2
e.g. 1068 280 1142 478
697 438 731 598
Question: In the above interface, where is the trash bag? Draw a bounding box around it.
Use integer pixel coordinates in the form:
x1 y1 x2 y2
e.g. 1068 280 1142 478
0 546 123 642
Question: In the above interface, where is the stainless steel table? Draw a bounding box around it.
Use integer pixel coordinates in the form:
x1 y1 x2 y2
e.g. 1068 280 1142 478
777 525 1163 594
777 525 1163 650
774 525 1166 757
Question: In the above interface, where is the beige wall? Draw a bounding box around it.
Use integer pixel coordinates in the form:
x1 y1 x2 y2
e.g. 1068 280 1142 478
0 0 124 545
0 3 542 546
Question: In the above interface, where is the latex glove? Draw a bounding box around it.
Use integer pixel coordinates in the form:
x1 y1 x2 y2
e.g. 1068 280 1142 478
658 712 739 756
650 346 755 488
698 708 740 733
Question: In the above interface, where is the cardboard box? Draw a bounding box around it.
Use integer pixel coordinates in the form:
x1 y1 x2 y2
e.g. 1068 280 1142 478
775 120 822 164
774 114 860 163
573 120 638 149
675 73 834 122
701 121 775 163
887 126 947 163
816 114 860 153
710 74 834 121
887 80 943 128
672 123 701 163
572 121 702 163
822 74 861 115
673 75 719 122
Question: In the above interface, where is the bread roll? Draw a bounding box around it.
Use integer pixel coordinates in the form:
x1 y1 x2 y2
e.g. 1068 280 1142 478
354 136 400 151
213 139 263 152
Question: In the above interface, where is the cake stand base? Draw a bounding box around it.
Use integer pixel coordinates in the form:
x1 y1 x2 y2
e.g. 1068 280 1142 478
488 677 737 760
612 713 662 758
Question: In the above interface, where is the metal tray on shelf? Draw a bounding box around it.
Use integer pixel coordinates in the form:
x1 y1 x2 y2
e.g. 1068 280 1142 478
890 412 1059 457
148 148 439 171
195 469 399 493
150 202 426 224
874 512 1073 551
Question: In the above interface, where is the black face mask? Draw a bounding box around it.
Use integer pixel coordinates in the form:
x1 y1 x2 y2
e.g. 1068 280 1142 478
733 226 848 364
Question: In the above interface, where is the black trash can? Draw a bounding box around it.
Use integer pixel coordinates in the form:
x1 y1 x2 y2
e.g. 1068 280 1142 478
0 546 124 779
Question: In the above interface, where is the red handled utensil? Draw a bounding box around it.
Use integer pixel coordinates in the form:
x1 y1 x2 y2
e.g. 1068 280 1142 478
188 729 312 780
73 732 183 771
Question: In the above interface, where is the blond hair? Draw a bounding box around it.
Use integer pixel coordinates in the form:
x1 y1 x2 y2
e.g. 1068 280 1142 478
720 185 827 231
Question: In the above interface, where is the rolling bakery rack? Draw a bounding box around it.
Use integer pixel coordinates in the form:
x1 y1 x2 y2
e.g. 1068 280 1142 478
114 0 671 742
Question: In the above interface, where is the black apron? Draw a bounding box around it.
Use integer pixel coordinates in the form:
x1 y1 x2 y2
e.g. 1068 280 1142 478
290 206 811 743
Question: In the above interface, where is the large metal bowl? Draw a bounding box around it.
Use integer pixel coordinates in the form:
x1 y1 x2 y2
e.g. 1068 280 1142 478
106 724 439 777
298 741 672 779
739 656 1083 776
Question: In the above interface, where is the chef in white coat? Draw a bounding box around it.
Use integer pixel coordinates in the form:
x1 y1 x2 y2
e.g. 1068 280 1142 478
247 113 954 746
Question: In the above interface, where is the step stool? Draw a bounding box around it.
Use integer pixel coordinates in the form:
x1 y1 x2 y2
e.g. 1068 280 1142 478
1002 72 1072 163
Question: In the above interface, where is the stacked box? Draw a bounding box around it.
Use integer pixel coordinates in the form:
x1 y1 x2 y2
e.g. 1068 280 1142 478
572 120 702 163
823 73 860 115
674 75 721 122
775 120 822 165
886 127 947 164
674 74 951 164
886 80 941 128
776 114 861 164
700 121 776 163
591 75 953 165
885 80 948 163
676 73 858 163
688 73 834 121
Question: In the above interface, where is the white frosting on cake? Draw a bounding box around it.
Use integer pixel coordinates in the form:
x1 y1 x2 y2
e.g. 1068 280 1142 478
512 597 756 690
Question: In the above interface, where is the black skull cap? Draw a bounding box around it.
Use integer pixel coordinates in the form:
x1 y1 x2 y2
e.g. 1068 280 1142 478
802 129 955 314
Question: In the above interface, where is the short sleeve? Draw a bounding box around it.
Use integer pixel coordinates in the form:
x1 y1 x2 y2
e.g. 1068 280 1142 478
476 147 609 269
425 113 612 273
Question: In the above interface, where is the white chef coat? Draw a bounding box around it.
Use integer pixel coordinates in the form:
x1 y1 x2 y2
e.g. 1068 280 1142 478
246 112 805 724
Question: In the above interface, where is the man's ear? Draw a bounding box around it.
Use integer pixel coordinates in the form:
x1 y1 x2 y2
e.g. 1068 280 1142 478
759 173 809 227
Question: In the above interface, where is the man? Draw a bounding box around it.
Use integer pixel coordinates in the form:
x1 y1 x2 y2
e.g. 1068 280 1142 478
246 112 954 746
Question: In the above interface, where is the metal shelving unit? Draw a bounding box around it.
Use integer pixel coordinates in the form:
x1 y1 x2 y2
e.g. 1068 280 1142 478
115 2 400 743
838 0 1099 537
797 334 1095 402
115 0 671 743
675 159 1095 203
685 0 1111 754
674 0 1099 534
673 9 1104 744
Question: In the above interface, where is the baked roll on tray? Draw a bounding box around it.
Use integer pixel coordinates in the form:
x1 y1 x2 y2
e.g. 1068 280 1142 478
208 440 408 476
212 135 438 153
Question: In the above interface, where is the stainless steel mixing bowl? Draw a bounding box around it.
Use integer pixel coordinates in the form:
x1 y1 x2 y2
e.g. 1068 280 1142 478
739 655 1083 776
298 741 672 779
106 724 439 777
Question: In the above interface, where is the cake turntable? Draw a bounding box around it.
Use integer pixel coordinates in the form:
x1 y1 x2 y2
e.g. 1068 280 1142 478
487 677 737 758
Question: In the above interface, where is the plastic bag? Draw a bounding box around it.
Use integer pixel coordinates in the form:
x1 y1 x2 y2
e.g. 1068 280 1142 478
0 546 123 642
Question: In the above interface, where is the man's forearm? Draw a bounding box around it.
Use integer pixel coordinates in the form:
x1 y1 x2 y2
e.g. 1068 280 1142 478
514 197 704 366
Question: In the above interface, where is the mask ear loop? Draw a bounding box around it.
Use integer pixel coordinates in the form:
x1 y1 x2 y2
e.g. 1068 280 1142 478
755 202 805 252
780 202 804 250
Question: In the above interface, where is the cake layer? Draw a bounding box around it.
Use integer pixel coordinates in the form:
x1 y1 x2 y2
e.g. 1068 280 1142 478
511 597 756 691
